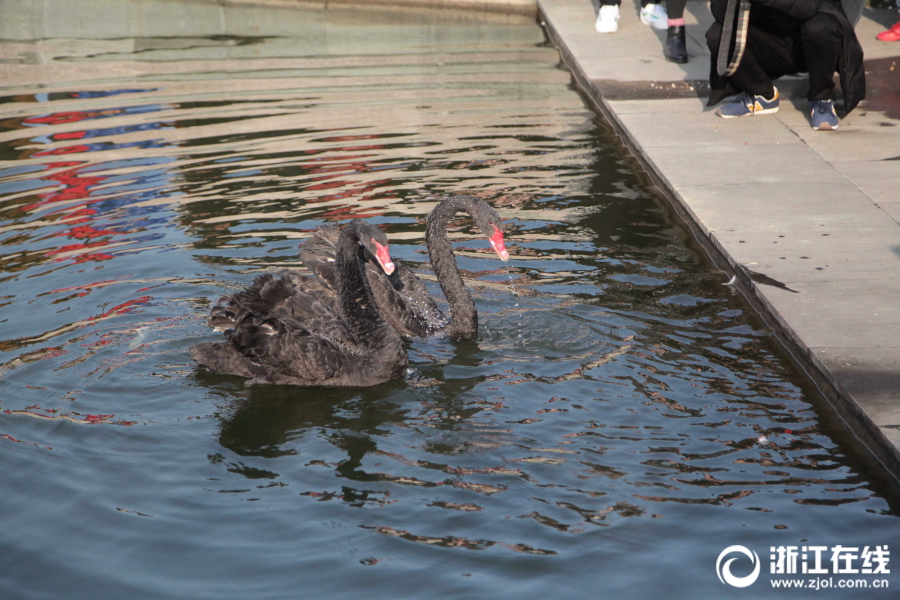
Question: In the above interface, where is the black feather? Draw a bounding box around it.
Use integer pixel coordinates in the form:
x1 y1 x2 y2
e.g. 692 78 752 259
191 221 407 387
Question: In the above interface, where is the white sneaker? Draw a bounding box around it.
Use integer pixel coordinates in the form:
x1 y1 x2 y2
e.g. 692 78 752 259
595 5 620 33
639 3 668 30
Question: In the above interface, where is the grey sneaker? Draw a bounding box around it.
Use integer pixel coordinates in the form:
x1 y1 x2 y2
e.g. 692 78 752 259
716 88 780 118
810 100 839 130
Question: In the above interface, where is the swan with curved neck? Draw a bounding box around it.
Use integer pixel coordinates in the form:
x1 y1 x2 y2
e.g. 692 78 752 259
190 220 407 387
425 195 508 340
301 195 509 341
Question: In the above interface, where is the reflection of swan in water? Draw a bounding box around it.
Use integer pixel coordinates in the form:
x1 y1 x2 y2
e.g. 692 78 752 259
199 345 483 478
301 196 509 341
203 376 409 488
190 220 407 387
202 373 558 555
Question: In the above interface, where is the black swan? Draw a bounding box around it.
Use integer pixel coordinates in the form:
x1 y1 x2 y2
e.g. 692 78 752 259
300 195 509 341
189 220 407 387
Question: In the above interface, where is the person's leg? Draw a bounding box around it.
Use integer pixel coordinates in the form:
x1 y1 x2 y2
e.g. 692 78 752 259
664 0 689 62
666 0 686 20
800 12 842 129
800 12 841 101
596 0 622 33
729 25 799 98
708 24 796 116
707 24 781 99
706 21 728 100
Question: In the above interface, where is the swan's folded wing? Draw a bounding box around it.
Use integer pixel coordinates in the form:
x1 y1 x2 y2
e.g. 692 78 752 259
299 225 340 291
229 312 346 382
280 291 354 341
266 329 347 382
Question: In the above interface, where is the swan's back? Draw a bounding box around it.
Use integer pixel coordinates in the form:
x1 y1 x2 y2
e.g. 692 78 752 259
191 224 407 387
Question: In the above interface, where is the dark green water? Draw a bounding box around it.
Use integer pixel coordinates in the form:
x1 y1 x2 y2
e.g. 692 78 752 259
0 2 896 598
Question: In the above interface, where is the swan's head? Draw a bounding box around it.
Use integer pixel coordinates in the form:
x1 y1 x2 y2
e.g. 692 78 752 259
359 223 395 275
471 202 509 262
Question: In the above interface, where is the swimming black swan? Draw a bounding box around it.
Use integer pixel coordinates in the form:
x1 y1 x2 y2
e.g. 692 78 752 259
189 220 407 387
300 195 509 341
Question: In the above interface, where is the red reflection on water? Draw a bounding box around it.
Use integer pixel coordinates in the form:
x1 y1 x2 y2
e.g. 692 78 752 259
54 131 87 140
48 279 121 296
67 224 118 239
3 408 136 427
24 109 121 127
34 145 92 156
22 161 101 211
19 158 132 264
46 243 114 263
89 296 151 321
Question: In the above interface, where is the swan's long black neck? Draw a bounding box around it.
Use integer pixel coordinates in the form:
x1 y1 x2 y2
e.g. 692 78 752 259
426 195 479 341
335 222 396 348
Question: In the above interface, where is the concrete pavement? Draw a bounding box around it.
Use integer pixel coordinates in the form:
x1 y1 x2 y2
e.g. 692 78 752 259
538 0 900 482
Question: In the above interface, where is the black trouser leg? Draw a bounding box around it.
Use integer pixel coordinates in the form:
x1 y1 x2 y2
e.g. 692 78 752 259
667 0 687 19
707 23 778 99
707 23 800 99
801 13 842 101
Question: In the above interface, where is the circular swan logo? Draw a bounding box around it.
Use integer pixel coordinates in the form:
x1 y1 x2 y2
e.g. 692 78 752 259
716 545 761 588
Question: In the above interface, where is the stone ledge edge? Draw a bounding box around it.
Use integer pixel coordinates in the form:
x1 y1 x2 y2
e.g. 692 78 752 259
537 0 900 487
177 0 538 16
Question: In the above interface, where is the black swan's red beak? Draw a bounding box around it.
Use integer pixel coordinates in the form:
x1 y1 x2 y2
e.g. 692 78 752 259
372 239 396 275
489 225 509 262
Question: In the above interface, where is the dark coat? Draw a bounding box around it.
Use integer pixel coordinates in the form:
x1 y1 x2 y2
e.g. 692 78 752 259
707 0 865 112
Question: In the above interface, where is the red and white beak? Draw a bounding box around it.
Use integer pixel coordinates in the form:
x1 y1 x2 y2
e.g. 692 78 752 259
489 225 509 262
372 239 396 275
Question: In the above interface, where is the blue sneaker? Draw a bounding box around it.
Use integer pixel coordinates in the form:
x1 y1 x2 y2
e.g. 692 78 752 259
716 88 780 118
810 99 839 130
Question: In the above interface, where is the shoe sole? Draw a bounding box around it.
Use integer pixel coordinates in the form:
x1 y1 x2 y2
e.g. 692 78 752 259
812 122 838 131
717 106 779 118
640 17 669 30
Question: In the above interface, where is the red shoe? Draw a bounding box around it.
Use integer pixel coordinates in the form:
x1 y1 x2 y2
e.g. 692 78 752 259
877 20 900 41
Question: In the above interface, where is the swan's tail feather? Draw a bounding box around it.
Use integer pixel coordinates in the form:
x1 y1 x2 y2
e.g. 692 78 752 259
231 313 282 360
232 274 295 312
207 274 299 330
250 273 296 306
208 314 237 332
